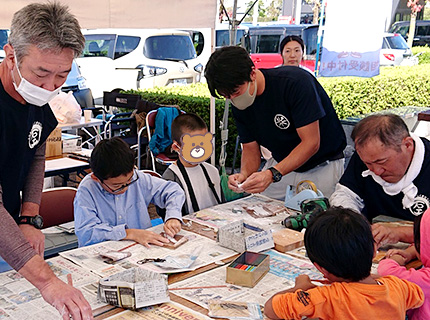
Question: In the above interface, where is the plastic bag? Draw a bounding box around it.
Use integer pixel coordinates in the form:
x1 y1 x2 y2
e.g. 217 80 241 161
49 91 82 123
221 166 244 202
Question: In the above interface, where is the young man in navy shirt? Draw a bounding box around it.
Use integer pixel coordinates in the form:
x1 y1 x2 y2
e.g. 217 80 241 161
205 46 346 200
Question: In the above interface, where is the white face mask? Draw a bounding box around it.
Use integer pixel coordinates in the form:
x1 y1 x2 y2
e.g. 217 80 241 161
12 54 62 107
230 80 257 110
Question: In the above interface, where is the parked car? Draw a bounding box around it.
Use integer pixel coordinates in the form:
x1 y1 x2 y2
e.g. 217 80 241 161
243 24 319 70
0 29 9 61
76 28 203 104
380 32 414 66
62 60 94 108
215 24 249 49
389 20 430 46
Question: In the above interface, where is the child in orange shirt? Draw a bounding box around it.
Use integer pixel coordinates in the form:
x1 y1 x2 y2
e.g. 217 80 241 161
264 207 424 320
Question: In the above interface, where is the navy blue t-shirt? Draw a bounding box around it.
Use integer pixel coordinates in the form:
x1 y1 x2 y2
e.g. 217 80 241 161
0 80 57 218
232 66 346 172
339 137 430 221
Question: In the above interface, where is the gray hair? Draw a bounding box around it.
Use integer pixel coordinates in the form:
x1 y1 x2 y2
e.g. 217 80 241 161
9 2 85 63
351 114 410 151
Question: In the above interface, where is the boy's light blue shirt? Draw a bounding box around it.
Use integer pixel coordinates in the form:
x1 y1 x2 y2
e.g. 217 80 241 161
74 170 185 247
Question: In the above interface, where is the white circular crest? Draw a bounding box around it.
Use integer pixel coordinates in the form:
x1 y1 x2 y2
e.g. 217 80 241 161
409 194 430 216
274 114 290 129
28 121 43 149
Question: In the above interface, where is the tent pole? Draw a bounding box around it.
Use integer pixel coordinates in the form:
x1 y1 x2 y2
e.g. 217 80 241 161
314 0 326 77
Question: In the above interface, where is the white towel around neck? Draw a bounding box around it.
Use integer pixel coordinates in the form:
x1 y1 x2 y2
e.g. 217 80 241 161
361 133 424 209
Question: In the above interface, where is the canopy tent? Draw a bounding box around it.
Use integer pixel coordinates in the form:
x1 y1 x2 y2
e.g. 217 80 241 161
0 0 217 29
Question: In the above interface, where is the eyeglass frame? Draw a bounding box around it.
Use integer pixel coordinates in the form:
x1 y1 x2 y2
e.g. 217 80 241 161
100 170 139 193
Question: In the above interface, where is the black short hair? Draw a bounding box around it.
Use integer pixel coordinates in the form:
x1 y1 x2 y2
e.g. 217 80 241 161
304 207 375 282
414 213 424 254
204 46 254 99
171 113 207 145
90 137 134 180
280 35 305 53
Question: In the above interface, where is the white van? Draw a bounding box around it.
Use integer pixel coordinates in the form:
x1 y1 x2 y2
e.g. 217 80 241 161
76 28 203 103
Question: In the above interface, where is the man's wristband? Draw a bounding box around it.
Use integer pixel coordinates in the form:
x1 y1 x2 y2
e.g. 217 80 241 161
16 215 44 229
268 167 282 183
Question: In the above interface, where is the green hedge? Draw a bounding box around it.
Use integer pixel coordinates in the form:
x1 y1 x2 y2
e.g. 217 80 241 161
318 64 430 119
125 63 430 166
413 46 430 65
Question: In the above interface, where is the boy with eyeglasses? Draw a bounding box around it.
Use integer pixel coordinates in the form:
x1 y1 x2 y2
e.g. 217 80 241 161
74 137 185 247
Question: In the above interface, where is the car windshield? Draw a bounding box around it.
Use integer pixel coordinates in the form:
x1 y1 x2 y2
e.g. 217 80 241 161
390 25 409 38
215 29 247 47
81 34 116 58
144 35 196 60
255 34 281 53
385 35 409 49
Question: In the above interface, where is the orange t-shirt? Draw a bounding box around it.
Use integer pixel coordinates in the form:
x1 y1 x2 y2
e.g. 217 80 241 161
272 275 424 320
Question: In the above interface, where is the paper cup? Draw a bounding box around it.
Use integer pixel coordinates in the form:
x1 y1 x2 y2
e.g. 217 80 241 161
84 109 92 122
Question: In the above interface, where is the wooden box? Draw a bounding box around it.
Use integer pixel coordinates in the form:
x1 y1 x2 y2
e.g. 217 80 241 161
226 251 270 288
272 228 304 253
45 127 62 157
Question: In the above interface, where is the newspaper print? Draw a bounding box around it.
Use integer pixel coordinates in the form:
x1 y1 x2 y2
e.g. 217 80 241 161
168 264 292 309
0 256 105 319
184 194 294 231
104 301 212 320
169 249 324 309
60 227 236 277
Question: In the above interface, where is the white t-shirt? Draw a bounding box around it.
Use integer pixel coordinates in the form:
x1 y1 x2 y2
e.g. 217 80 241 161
164 162 222 214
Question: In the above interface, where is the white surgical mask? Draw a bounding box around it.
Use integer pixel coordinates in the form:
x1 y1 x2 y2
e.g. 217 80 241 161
230 80 257 110
12 53 62 107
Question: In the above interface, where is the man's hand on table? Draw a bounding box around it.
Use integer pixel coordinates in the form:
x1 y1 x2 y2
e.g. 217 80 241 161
125 229 169 248
40 274 93 320
19 224 45 256
372 224 401 248
228 173 247 192
372 223 414 248
229 171 273 194
19 256 93 320
163 218 181 237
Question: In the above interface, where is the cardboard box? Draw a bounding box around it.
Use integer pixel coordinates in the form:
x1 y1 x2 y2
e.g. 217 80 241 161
217 220 274 253
45 127 62 157
62 133 82 153
272 228 304 253
226 251 270 288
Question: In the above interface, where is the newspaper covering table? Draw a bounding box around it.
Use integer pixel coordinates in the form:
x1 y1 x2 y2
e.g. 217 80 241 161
60 226 236 277
183 195 294 232
104 301 212 320
0 256 105 320
168 249 324 309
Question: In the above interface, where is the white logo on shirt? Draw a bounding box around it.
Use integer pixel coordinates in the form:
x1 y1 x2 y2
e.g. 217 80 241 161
410 194 430 216
274 114 290 129
28 121 42 149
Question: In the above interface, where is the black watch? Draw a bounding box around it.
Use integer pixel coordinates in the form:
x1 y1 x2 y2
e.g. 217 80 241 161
17 215 44 229
268 167 283 183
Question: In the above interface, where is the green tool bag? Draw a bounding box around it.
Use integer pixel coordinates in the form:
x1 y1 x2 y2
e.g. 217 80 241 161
220 166 244 202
